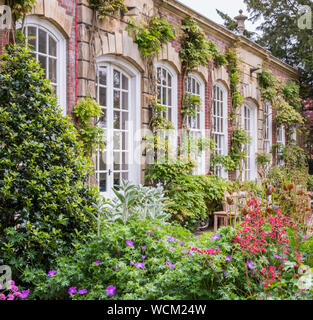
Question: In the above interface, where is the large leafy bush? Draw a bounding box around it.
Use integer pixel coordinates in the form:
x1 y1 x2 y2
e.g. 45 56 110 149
0 38 98 280
146 162 227 230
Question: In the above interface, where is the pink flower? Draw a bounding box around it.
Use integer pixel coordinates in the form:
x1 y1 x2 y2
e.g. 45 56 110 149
0 294 5 300
10 285 19 292
7 294 14 300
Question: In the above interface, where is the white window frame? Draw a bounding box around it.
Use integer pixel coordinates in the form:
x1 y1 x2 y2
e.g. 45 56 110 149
185 73 206 175
95 55 141 197
276 125 286 166
263 101 273 154
155 61 178 157
241 101 258 181
212 82 228 179
22 16 67 115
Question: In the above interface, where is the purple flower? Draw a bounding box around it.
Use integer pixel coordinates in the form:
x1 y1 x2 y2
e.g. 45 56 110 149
106 285 116 297
47 270 56 276
166 261 175 269
8 280 15 286
211 234 221 240
142 256 146 260
78 289 88 295
153 226 161 230
146 230 153 236
0 294 5 300
224 272 229 276
247 261 255 269
141 246 146 251
126 240 134 247
7 294 14 300
113 265 120 271
274 254 283 260
135 262 145 269
225 256 232 261
10 285 19 292
182 250 190 254
130 261 133 266
167 236 176 242
94 260 101 265
20 290 29 299
68 287 77 295
168 247 175 251
182 254 190 258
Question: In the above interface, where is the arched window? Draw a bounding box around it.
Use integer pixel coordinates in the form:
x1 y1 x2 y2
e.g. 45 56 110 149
23 16 67 114
241 102 258 181
263 102 272 154
95 57 141 197
155 63 178 129
155 62 178 159
185 74 205 174
276 125 286 165
212 82 228 178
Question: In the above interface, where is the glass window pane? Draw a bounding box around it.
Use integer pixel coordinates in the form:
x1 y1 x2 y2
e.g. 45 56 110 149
49 36 57 56
99 87 106 107
49 58 57 83
122 92 128 110
114 111 120 129
38 54 47 77
113 70 120 88
122 75 128 90
99 173 107 192
100 152 106 171
28 26 37 50
38 29 47 54
114 90 120 109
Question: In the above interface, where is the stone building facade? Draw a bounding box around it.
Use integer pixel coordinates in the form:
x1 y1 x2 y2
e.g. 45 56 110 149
4 0 300 197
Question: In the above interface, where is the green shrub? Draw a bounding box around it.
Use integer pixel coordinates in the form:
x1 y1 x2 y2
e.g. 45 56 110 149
23 217 195 300
0 38 98 282
307 175 313 192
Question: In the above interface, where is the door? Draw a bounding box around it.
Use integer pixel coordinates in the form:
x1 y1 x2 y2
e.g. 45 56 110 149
96 65 131 197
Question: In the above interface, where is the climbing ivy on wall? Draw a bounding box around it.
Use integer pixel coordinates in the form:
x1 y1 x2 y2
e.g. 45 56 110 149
225 48 243 117
179 18 227 76
127 14 176 162
257 68 304 138
88 0 127 17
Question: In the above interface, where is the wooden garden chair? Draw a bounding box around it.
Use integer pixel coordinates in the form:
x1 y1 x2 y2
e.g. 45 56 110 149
213 191 248 231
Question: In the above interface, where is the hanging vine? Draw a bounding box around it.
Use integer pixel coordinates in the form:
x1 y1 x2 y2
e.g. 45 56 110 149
179 18 227 129
225 48 243 121
257 68 304 139
127 14 176 160
88 0 127 17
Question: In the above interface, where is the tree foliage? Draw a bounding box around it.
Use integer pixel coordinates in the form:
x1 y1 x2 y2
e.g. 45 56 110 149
0 37 98 280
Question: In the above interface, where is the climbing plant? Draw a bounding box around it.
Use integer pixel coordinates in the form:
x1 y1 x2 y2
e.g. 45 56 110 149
179 18 227 76
127 14 176 163
211 129 252 180
179 18 227 130
72 96 106 157
225 48 243 117
257 68 304 138
88 0 127 17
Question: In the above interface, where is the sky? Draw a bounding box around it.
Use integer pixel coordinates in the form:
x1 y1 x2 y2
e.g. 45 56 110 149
177 0 262 34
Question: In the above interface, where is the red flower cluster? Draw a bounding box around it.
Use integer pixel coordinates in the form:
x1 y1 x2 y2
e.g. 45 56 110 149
191 248 221 255
261 266 279 287
234 198 267 254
